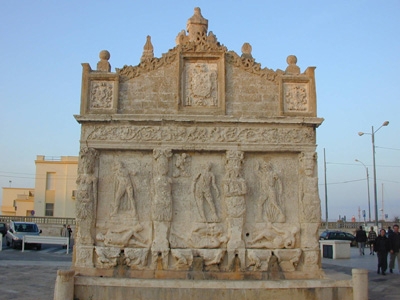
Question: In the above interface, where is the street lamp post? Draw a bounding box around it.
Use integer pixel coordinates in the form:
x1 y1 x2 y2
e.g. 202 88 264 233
355 159 371 222
358 121 389 229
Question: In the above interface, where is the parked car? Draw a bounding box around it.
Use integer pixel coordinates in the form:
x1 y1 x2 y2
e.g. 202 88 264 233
319 230 357 247
0 222 7 237
5 221 42 250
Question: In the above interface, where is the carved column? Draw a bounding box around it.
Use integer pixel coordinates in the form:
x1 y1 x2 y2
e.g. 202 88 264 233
151 148 173 269
75 147 98 268
224 150 247 270
299 152 321 272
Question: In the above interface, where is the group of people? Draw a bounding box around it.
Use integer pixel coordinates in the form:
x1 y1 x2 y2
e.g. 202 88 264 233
356 224 400 275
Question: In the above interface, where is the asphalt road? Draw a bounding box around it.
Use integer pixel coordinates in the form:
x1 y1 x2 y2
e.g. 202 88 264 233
0 238 72 300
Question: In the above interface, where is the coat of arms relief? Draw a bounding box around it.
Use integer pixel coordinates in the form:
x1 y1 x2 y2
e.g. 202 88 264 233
184 62 218 107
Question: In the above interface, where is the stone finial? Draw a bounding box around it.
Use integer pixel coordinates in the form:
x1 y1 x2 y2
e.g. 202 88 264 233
285 55 300 74
141 35 154 62
97 50 111 72
186 7 208 42
241 43 253 59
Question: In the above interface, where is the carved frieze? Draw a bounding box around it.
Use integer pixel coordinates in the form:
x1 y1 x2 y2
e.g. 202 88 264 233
85 125 315 146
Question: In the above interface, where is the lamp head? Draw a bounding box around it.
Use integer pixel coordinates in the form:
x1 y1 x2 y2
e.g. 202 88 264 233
382 121 389 126
358 132 364 136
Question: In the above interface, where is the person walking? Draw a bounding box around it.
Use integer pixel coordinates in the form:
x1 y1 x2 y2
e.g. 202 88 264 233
66 224 73 248
60 224 68 249
367 226 377 255
374 228 390 275
388 224 400 273
356 225 367 255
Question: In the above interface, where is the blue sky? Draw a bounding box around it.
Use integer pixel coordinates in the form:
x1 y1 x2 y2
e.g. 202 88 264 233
1 1 399 221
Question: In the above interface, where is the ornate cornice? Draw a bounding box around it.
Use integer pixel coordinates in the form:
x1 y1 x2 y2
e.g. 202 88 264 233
226 51 282 83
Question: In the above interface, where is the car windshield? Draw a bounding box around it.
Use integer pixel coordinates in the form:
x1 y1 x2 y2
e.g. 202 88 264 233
15 223 38 233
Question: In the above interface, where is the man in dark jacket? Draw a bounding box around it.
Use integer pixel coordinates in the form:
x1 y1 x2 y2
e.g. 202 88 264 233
389 224 400 273
375 229 390 275
356 225 367 255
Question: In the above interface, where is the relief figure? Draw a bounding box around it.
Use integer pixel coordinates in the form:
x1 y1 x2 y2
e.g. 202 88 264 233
96 222 148 248
223 166 247 218
300 152 321 222
257 161 285 222
152 149 173 222
111 161 137 217
76 147 98 245
249 222 298 249
192 162 219 222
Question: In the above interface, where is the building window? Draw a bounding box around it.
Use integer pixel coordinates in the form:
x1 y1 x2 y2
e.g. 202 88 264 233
45 203 54 216
46 172 56 190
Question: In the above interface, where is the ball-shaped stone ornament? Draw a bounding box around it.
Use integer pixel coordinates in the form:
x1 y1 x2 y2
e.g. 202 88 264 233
99 50 110 61
286 55 297 65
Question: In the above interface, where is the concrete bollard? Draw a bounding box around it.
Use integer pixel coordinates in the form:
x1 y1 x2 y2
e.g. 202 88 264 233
352 268 368 300
54 269 75 300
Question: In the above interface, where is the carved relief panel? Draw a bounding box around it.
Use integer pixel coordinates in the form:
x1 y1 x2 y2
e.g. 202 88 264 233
179 53 225 114
279 72 316 117
80 64 119 114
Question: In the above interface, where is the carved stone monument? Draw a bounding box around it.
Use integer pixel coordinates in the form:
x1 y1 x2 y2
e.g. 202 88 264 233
54 7 363 300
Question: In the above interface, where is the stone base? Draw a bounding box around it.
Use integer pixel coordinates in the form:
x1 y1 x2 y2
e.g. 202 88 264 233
71 271 355 300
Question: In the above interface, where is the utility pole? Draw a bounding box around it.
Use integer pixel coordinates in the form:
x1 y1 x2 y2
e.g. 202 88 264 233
324 148 328 230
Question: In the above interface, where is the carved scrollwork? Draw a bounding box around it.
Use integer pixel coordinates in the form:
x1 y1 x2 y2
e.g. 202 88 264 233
86 125 315 145
226 51 281 83
117 49 178 81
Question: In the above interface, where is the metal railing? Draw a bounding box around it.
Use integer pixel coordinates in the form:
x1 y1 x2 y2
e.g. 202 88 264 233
0 215 75 225
321 221 397 230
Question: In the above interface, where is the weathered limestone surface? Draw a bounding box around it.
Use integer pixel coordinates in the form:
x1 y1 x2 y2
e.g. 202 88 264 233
55 7 359 300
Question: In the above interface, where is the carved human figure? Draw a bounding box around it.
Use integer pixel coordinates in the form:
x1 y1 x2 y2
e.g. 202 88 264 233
300 152 321 222
75 147 98 245
224 166 247 218
111 161 137 217
192 162 219 222
250 222 298 249
96 223 148 248
151 149 173 270
152 149 173 222
257 161 285 222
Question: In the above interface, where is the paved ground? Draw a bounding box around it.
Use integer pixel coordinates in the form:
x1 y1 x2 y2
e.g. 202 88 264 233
0 246 399 299
322 246 400 300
